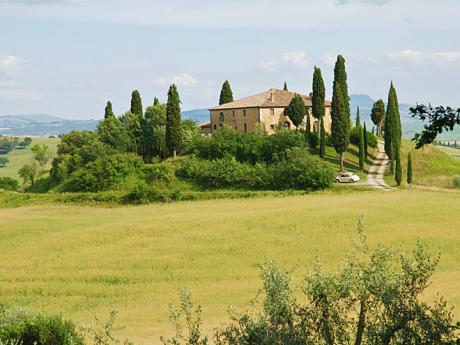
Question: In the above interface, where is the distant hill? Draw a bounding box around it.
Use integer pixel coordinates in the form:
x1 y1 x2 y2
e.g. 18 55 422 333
349 94 460 140
0 115 99 136
181 109 209 123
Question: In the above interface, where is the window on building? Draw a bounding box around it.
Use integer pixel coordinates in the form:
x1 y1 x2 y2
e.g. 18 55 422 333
243 109 247 117
213 124 217 130
232 110 235 118
283 108 288 116
270 124 275 130
284 121 291 129
270 108 275 116
219 112 225 121
244 123 247 133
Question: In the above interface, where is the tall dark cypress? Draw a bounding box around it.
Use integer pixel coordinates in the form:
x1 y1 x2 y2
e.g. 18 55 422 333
319 117 326 159
166 84 182 158
219 80 234 105
283 82 288 91
407 152 413 185
363 122 368 159
384 82 401 162
130 90 143 117
312 67 326 154
395 151 402 186
355 107 361 127
104 101 114 119
305 112 311 146
331 55 351 172
153 97 160 106
359 127 365 171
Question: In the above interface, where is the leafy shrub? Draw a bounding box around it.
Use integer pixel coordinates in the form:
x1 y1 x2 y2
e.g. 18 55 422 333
65 153 144 192
453 175 460 189
123 183 179 204
0 177 18 191
350 126 378 148
143 162 175 184
271 147 335 190
0 306 83 345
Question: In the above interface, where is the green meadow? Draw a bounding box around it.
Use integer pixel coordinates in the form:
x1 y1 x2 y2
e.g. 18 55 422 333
0 189 459 344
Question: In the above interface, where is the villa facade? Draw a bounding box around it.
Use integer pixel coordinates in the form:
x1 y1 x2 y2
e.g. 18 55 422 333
208 88 332 135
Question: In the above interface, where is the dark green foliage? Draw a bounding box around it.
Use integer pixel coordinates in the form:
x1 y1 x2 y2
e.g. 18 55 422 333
0 157 9 167
305 112 311 146
359 127 365 170
407 152 413 184
219 80 234 105
124 183 180 204
0 307 84 345
319 117 326 159
371 99 385 135
153 97 160 106
363 122 368 159
120 111 144 154
283 81 288 91
97 115 130 152
355 106 361 127
453 175 460 189
286 94 306 128
410 104 460 148
64 153 143 192
166 84 182 157
384 82 402 160
331 81 350 171
312 66 325 120
144 101 167 159
130 90 143 117
395 152 402 186
104 101 114 119
349 127 377 148
143 162 175 185
51 130 108 180
180 119 202 155
0 177 18 191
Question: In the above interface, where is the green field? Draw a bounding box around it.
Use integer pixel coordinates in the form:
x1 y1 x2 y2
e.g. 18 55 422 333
1 189 459 344
0 137 59 180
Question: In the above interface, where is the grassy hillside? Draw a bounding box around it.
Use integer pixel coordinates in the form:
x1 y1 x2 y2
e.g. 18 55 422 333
0 189 458 344
0 137 59 180
385 139 460 188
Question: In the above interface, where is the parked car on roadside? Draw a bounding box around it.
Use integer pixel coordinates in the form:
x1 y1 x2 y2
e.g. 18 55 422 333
336 172 360 183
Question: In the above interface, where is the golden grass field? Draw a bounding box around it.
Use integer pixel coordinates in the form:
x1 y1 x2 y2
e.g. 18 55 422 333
1 189 459 344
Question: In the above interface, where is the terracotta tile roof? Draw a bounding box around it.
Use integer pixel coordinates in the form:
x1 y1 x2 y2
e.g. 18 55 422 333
209 88 331 110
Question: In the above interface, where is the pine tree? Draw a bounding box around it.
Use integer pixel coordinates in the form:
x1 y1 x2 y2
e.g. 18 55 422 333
363 122 368 159
166 84 182 158
153 97 160 106
219 80 234 105
371 99 385 136
104 101 114 119
407 152 413 185
384 82 401 162
312 67 325 120
319 117 326 159
355 106 361 127
130 90 143 117
395 151 402 186
359 126 365 171
331 55 351 172
286 94 306 128
283 82 288 91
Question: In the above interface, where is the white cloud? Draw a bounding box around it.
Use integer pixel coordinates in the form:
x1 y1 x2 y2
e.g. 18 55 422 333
385 50 460 66
261 51 309 72
0 0 85 4
0 55 26 72
153 73 198 87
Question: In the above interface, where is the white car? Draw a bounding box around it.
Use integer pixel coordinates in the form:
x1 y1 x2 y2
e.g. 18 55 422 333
336 172 360 183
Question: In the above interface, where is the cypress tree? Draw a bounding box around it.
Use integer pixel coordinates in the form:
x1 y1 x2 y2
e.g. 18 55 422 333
371 99 385 135
153 97 160 106
355 106 361 127
312 67 326 152
331 55 351 172
407 152 413 185
359 126 365 171
320 117 326 159
283 82 288 91
286 94 306 128
130 90 143 117
305 112 311 146
384 82 401 161
166 84 182 158
395 151 402 186
104 101 114 119
219 80 234 105
363 122 368 159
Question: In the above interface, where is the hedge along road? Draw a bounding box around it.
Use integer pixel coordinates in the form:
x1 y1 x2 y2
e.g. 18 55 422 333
365 140 394 190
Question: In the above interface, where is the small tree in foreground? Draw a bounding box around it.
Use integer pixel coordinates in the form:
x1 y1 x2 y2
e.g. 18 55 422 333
164 220 459 345
395 152 402 186
0 157 9 167
166 84 182 158
407 152 413 185
359 126 365 170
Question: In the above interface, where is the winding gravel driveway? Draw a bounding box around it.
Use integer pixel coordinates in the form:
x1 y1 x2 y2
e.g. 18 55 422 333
365 141 394 190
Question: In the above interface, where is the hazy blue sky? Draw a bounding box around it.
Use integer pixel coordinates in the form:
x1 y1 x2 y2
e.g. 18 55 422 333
0 0 459 119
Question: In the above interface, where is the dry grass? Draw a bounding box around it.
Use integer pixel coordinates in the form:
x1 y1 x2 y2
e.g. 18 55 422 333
0 189 459 343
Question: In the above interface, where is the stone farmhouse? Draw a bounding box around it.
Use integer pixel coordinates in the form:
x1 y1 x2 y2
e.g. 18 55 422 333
206 88 332 135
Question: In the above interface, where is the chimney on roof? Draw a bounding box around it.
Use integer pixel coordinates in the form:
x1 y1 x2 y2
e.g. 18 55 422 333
269 89 275 102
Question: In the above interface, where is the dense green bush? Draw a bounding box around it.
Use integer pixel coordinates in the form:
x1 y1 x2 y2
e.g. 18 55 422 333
0 306 83 345
453 175 460 189
0 177 19 191
124 183 181 204
143 162 175 184
271 147 335 190
64 153 144 192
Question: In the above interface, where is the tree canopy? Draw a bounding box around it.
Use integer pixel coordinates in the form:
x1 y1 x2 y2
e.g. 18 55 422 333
371 99 385 135
166 84 182 157
286 94 306 128
219 80 234 105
